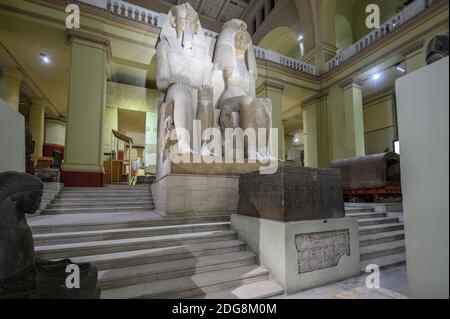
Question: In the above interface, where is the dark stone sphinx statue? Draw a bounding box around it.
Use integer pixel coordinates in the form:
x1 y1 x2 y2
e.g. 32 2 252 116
0 172 100 299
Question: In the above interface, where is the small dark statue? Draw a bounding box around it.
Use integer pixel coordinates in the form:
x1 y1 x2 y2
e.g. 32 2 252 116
0 172 100 298
426 33 449 65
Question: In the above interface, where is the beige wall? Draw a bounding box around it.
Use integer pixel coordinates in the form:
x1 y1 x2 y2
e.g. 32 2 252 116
0 99 25 172
363 91 397 154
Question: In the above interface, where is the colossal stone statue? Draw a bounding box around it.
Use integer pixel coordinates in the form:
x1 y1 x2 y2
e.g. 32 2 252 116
212 19 272 159
0 172 100 298
156 3 214 155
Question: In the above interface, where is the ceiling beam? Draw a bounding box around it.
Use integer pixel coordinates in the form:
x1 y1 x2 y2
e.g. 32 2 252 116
217 0 231 21
241 0 259 19
197 0 206 13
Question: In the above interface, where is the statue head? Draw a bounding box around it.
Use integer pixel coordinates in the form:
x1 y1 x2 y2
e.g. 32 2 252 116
235 31 251 55
0 172 43 217
161 3 201 50
223 19 248 33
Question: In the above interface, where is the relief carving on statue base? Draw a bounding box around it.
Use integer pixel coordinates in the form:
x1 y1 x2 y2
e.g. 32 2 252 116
295 229 350 274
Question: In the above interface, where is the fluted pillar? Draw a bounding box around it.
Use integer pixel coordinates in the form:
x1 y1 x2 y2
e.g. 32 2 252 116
29 98 47 161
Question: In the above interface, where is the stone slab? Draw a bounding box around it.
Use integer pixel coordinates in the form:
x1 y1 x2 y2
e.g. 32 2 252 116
151 174 239 215
231 214 360 294
157 155 276 179
238 164 345 222
333 287 408 299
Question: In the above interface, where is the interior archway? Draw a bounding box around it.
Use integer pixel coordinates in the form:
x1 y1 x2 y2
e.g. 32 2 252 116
258 26 300 58
335 14 353 52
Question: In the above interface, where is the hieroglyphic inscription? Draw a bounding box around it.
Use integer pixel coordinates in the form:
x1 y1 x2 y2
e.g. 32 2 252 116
295 229 350 274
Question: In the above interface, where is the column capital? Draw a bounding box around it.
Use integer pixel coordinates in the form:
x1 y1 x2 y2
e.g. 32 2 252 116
1 68 24 83
67 29 112 61
340 78 363 90
30 97 49 109
261 80 285 94
300 92 328 110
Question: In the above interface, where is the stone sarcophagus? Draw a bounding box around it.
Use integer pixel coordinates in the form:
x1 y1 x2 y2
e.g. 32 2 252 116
237 164 345 222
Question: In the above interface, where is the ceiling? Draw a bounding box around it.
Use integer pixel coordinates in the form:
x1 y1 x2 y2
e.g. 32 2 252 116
127 0 253 31
0 13 69 117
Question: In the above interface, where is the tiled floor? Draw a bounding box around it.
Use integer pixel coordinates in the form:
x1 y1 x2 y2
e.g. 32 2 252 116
272 265 409 299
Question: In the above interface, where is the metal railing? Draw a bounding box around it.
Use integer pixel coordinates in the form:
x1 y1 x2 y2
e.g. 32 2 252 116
325 0 446 72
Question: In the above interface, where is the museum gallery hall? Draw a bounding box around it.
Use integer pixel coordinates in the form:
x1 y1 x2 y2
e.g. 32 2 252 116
0 0 448 300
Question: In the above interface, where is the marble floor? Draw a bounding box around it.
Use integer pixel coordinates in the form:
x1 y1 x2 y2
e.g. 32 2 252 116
272 265 409 299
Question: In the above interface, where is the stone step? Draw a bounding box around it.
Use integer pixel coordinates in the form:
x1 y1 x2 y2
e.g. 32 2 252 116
52 198 153 204
63 186 150 191
358 217 400 227
35 230 238 259
100 264 270 299
359 223 404 236
344 208 375 213
33 222 231 245
346 212 387 220
359 230 405 247
98 251 256 290
31 215 230 234
57 193 151 199
48 201 154 209
360 240 406 261
164 211 233 218
43 206 155 215
72 240 247 271
60 189 151 196
193 280 284 299
55 195 153 203
360 253 407 272
346 202 403 213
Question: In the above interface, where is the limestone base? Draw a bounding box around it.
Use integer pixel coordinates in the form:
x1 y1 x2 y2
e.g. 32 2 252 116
151 174 239 216
231 214 360 294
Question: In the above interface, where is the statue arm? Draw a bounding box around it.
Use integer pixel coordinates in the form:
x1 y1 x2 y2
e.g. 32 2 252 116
247 44 258 80
156 42 171 91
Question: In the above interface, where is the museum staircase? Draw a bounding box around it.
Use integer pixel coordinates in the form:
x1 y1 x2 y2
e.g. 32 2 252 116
345 204 406 272
29 185 284 299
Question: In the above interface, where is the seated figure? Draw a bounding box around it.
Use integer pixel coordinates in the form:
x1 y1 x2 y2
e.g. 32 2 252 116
212 19 272 160
156 3 214 155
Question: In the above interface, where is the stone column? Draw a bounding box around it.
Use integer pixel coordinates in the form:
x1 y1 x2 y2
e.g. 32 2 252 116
261 81 285 160
44 118 66 157
304 42 338 73
62 31 109 187
145 111 157 175
342 81 365 157
402 41 426 73
301 93 329 168
0 68 24 111
29 98 47 161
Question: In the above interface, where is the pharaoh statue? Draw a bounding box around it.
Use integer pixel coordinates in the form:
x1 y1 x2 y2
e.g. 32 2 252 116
212 19 272 160
0 172 100 298
156 3 214 156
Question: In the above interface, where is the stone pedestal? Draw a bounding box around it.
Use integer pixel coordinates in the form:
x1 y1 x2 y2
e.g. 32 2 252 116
231 163 360 294
152 156 275 216
238 164 345 222
231 214 360 294
151 174 239 216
